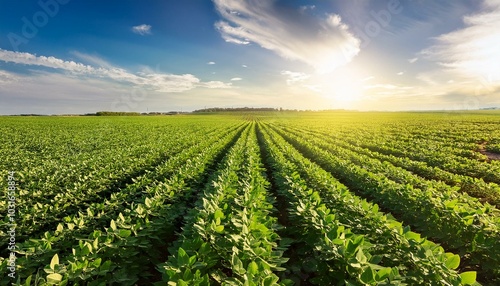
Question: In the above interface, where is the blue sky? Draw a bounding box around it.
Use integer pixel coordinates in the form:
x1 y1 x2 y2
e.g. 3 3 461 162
1 0 499 114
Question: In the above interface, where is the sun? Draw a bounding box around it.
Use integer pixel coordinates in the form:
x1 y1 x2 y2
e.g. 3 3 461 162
319 67 365 106
329 78 364 103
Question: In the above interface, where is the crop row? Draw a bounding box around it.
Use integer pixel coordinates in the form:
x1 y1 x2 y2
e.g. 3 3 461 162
2 114 498 285
160 123 288 285
282 125 500 207
0 125 234 244
268 123 499 282
311 123 500 184
258 124 474 285
0 122 245 285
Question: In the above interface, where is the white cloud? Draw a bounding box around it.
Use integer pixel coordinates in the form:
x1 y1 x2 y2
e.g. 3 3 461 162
0 49 95 73
0 49 232 93
281 70 310 85
0 69 234 114
242 64 247 68
231 77 242 81
397 71 404 75
364 84 414 90
199 81 232 89
408 57 418 64
215 22 251 44
0 70 19 85
213 0 360 74
421 1 500 89
137 72 201 92
132 24 152 35
207 61 216 65
70 51 113 68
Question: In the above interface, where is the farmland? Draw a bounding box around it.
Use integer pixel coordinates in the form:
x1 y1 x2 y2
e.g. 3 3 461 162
1 111 500 285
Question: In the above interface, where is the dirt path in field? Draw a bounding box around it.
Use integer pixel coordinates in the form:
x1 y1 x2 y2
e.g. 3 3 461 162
478 142 500 161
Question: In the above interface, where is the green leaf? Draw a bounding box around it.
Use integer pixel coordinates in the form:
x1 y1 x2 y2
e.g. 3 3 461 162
345 239 360 257
325 214 335 224
24 275 32 286
178 248 190 266
92 258 102 268
445 254 460 270
214 209 225 220
110 220 117 231
231 253 245 275
445 199 458 209
183 268 193 281
390 267 400 280
47 273 63 283
118 229 131 238
81 243 92 255
93 237 99 250
262 275 279 286
360 267 375 284
189 254 197 266
99 260 112 274
145 197 152 208
370 255 383 265
50 254 59 270
375 268 392 281
404 231 421 241
215 225 224 233
247 261 259 275
460 271 477 285
356 249 367 264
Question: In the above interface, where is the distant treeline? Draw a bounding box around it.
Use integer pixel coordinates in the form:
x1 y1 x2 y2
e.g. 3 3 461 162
90 111 141 116
193 107 283 113
85 111 187 116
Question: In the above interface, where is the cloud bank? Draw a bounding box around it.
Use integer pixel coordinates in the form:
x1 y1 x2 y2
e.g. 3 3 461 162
0 70 19 85
213 0 360 74
281 70 310 85
422 0 500 89
0 49 231 93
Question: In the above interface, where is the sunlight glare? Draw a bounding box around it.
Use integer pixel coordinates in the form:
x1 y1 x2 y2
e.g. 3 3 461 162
320 67 365 106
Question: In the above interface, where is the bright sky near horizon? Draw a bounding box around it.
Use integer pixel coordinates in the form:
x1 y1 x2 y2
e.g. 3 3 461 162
1 0 500 114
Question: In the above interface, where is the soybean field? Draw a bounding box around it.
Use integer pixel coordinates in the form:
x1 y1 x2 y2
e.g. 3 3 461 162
1 111 500 285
